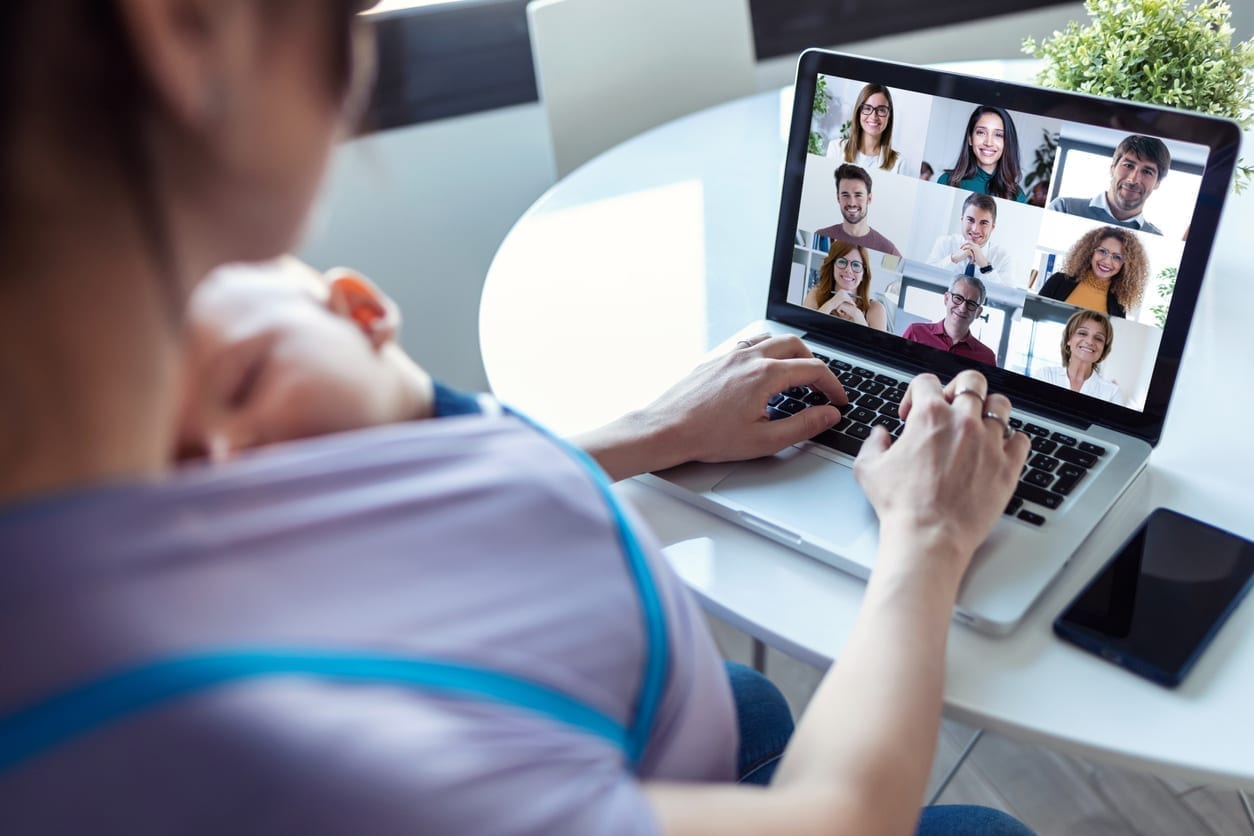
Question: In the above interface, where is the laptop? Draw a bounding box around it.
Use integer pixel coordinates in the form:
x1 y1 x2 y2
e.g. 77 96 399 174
643 49 1240 635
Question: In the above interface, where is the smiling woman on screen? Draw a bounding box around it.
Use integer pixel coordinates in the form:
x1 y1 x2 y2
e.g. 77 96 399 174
1038 226 1149 319
937 105 1027 202
1032 309 1122 404
802 240 888 330
833 82 906 175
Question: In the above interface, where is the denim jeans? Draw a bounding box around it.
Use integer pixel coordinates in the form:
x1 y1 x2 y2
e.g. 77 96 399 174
724 662 1035 835
725 661 794 785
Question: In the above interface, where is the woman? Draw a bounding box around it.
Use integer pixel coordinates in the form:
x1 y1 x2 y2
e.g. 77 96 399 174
833 82 906 175
1038 226 1148 318
0 2 1031 834
937 105 1028 202
1032 310 1122 403
802 241 888 330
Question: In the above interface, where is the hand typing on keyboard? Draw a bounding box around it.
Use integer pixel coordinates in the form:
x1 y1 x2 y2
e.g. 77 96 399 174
854 370 1032 568
574 334 850 481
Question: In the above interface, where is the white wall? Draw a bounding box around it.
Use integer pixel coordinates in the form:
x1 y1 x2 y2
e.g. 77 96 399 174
756 3 1088 88
298 103 555 392
301 2 1093 393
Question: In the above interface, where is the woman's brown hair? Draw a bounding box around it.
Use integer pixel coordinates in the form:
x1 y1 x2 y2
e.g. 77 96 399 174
1060 309 1114 372
1060 226 1149 313
0 1 373 292
813 240 873 314
843 83 900 171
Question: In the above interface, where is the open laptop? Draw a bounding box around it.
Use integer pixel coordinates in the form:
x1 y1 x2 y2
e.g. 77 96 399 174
643 50 1240 635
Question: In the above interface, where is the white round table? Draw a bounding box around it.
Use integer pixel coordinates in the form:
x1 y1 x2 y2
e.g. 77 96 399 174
480 80 1254 789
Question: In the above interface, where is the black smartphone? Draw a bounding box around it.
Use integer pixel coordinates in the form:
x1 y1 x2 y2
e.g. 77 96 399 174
1054 508 1254 688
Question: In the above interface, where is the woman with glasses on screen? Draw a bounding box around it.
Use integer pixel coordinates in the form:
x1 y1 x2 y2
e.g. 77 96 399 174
832 83 907 175
1038 226 1149 318
803 241 889 330
1031 310 1123 403
937 105 1028 203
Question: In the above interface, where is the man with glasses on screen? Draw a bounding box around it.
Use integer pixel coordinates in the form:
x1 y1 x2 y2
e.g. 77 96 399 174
1048 135 1170 235
901 276 997 366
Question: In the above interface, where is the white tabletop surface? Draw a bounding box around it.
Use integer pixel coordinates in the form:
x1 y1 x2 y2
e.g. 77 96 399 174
480 75 1254 788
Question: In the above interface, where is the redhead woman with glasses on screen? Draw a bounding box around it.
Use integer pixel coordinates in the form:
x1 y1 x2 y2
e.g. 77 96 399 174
803 241 888 331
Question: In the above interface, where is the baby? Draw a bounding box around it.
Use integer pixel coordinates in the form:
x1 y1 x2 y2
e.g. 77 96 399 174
176 258 846 476
177 258 454 462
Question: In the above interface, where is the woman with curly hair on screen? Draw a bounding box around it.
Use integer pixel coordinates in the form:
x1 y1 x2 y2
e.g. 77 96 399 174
834 82 906 175
1038 226 1149 318
937 105 1027 202
803 240 888 330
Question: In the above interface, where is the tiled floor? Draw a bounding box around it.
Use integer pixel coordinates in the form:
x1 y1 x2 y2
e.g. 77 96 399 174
707 617 1254 835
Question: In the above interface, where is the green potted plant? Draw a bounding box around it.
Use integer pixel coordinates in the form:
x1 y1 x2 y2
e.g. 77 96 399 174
1024 0 1254 191
1149 266 1178 328
1022 128 1059 205
808 76 830 155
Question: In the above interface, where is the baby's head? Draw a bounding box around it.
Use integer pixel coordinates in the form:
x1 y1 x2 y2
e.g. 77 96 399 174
177 258 431 461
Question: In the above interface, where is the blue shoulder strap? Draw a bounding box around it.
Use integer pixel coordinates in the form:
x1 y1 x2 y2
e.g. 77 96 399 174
0 651 628 774
0 402 671 774
526 423 670 766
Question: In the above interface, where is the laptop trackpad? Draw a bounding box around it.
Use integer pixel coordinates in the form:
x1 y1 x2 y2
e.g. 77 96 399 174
710 447 880 555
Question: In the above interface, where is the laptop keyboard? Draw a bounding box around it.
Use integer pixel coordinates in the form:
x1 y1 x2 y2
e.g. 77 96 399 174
765 351 1110 528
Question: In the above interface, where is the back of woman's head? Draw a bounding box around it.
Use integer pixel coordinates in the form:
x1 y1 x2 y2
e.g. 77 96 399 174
0 1 371 281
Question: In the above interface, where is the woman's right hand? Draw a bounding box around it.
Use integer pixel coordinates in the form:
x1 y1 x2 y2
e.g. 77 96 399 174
817 290 855 317
833 301 867 325
853 370 1030 573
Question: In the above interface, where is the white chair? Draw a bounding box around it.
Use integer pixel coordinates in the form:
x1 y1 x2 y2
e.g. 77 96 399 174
526 0 757 177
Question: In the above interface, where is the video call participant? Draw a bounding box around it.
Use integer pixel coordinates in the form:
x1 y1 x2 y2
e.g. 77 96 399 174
833 82 906 175
802 241 888 330
1048 135 1170 235
1031 310 1122 404
937 106 1028 203
902 276 998 366
1038 226 1148 319
925 193 1015 286
815 163 903 257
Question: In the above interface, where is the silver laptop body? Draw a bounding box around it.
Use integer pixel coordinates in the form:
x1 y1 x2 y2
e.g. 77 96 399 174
645 50 1239 635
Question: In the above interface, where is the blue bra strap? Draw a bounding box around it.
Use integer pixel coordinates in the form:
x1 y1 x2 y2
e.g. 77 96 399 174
0 650 628 773
529 428 670 767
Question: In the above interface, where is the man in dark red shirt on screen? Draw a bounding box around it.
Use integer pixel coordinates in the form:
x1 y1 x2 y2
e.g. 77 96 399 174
902 276 997 367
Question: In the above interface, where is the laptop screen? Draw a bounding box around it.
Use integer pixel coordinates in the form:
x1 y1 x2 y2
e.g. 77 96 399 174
768 51 1240 444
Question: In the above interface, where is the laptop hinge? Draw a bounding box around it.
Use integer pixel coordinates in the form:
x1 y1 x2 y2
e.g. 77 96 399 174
800 332 1096 433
